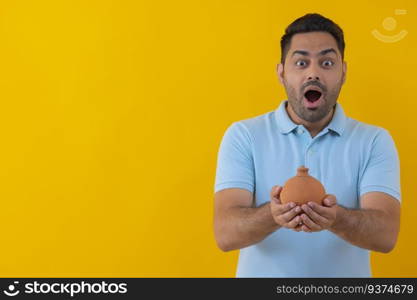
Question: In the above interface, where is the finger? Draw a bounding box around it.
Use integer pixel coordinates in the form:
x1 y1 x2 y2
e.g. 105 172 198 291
302 204 329 225
292 222 303 232
323 194 337 207
281 206 302 223
270 185 283 204
301 224 312 232
300 213 321 231
285 215 302 229
271 201 296 216
271 203 297 222
305 202 333 220
270 185 282 198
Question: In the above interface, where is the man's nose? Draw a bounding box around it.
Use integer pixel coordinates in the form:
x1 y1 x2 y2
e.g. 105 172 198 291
306 65 320 81
307 75 320 81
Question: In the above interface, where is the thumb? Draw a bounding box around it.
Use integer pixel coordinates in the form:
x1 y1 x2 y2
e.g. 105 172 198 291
323 194 337 207
270 185 283 203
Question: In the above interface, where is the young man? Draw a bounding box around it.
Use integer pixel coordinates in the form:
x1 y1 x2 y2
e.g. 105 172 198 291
213 13 401 277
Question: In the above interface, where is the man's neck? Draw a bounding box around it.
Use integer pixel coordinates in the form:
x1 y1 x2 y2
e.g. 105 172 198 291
285 101 335 138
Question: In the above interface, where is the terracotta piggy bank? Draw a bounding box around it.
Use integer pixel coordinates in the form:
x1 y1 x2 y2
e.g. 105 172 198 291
280 166 328 206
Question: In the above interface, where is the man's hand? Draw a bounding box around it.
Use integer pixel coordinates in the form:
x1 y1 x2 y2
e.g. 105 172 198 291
299 195 337 233
270 185 303 232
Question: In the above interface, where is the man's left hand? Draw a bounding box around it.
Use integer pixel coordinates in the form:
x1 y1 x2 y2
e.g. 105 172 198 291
300 195 337 232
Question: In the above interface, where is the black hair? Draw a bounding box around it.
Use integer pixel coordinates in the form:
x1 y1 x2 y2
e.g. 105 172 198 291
280 13 345 63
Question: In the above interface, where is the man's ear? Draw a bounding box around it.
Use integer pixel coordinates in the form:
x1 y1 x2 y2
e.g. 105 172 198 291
277 63 285 85
342 61 347 84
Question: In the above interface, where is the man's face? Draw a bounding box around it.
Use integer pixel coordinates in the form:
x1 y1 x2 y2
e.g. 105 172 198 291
278 32 346 123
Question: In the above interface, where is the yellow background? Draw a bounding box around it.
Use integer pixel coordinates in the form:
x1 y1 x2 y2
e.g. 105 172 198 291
0 0 415 277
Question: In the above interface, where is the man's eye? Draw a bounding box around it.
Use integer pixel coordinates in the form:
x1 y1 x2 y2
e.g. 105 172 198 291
322 60 334 67
296 60 307 67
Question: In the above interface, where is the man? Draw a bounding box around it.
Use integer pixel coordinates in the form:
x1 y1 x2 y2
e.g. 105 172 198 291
213 13 401 277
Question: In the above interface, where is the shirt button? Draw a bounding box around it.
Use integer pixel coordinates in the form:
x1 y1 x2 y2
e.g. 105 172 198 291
297 128 304 134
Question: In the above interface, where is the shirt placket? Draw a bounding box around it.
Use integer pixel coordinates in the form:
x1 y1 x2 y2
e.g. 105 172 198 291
299 126 329 178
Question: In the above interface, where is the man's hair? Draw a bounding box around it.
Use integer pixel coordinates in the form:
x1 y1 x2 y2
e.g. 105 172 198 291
280 13 345 64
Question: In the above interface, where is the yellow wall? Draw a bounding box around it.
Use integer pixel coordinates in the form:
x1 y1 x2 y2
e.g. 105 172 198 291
0 0 415 277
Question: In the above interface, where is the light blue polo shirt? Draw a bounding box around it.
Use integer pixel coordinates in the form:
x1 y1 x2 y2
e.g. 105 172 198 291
214 100 401 277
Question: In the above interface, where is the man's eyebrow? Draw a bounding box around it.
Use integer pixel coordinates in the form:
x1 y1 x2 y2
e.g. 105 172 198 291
291 48 338 58
319 48 337 56
291 50 309 57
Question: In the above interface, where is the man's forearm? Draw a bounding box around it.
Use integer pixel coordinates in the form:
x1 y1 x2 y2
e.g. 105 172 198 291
329 205 399 253
216 202 280 251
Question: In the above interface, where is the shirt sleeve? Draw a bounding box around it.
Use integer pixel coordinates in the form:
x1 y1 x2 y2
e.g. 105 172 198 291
359 128 401 202
214 122 255 194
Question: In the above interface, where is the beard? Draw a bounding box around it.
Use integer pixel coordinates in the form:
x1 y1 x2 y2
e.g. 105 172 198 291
283 78 343 123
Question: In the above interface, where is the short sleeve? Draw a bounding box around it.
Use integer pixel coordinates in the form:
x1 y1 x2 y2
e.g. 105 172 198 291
359 129 401 202
214 122 255 193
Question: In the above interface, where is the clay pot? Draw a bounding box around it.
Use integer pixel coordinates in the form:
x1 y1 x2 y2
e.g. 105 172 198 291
280 166 327 206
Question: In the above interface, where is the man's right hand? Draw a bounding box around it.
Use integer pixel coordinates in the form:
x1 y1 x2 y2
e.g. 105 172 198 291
270 185 303 232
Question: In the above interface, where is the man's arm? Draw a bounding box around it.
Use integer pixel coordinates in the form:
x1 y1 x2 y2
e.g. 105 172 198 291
214 188 278 252
214 186 301 252
301 191 401 253
329 191 401 253
327 128 401 253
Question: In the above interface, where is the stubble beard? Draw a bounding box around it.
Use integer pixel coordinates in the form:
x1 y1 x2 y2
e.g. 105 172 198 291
283 79 343 123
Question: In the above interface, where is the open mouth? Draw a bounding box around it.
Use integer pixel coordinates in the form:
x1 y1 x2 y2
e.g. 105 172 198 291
304 90 322 102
